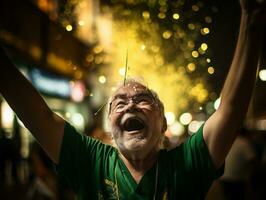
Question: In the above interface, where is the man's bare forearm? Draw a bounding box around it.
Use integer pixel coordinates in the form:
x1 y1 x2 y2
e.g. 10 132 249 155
0 47 65 163
220 13 263 121
203 2 265 168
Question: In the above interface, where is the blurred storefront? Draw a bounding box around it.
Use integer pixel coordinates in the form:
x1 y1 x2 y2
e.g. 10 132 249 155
0 1 99 197
0 0 99 131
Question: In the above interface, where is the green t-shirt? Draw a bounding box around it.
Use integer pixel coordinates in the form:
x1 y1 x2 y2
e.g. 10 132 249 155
57 122 223 200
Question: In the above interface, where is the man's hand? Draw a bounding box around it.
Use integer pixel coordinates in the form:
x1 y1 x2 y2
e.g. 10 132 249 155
239 0 266 21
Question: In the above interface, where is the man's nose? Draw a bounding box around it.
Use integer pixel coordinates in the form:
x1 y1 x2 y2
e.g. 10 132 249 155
125 99 137 112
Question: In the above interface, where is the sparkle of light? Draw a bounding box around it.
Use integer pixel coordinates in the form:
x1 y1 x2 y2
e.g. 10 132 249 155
78 20 85 26
188 23 195 30
187 40 195 49
119 67 126 76
173 13 180 20
203 27 210 34
1 101 14 130
201 43 208 51
214 97 221 110
142 11 150 19
141 44 146 50
66 24 73 31
259 69 266 81
158 13 166 19
191 51 199 58
208 67 215 74
162 31 172 39
187 63 196 72
98 75 107 84
192 5 199 12
179 112 192 125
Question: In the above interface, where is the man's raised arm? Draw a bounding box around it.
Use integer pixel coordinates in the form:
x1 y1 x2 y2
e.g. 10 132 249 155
0 46 65 164
203 0 266 168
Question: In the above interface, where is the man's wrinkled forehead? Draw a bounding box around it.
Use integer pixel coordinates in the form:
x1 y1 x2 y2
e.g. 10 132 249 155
112 82 149 98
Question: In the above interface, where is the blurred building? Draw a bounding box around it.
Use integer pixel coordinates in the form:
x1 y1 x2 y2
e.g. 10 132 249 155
0 0 102 131
0 0 102 192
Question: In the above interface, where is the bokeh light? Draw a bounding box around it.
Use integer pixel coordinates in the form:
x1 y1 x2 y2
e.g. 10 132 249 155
259 69 266 81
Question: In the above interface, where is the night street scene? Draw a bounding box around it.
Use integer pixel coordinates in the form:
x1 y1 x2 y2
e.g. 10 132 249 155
0 0 266 199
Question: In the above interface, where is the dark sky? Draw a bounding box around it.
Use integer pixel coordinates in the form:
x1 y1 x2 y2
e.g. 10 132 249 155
208 1 266 116
207 1 241 91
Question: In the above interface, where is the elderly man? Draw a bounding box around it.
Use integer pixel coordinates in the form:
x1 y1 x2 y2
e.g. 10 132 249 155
0 0 265 199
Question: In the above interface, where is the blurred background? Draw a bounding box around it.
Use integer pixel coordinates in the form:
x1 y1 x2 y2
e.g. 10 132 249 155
0 0 265 199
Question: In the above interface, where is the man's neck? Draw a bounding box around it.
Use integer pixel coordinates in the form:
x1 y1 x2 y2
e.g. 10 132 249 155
119 150 159 184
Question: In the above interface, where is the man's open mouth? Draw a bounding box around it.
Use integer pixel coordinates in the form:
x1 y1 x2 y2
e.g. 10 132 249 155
123 117 145 132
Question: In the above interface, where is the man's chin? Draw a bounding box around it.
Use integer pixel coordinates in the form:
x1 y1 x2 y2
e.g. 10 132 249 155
118 138 148 152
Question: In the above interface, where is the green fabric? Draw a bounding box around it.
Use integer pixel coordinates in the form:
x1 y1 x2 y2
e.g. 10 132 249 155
57 122 223 200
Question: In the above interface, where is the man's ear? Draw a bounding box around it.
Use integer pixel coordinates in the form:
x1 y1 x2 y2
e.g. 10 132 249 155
161 116 167 133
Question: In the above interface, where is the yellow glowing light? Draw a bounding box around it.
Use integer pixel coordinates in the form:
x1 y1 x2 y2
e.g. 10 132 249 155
191 51 199 58
203 27 210 34
205 16 212 23
201 43 208 51
158 13 166 19
165 112 176 125
188 23 195 30
66 24 73 31
119 67 126 76
162 31 172 39
190 83 208 103
86 54 94 62
192 5 199 12
179 112 192 125
206 58 211 63
142 11 150 19
187 40 195 49
1 101 14 130
173 13 180 20
208 66 215 74
141 44 146 50
106 17 205 117
111 87 116 92
198 47 205 55
93 45 103 54
187 63 196 72
98 75 106 84
259 69 266 81
78 20 85 26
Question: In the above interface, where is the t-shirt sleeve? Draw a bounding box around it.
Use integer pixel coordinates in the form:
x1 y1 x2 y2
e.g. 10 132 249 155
56 121 103 192
183 124 224 179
